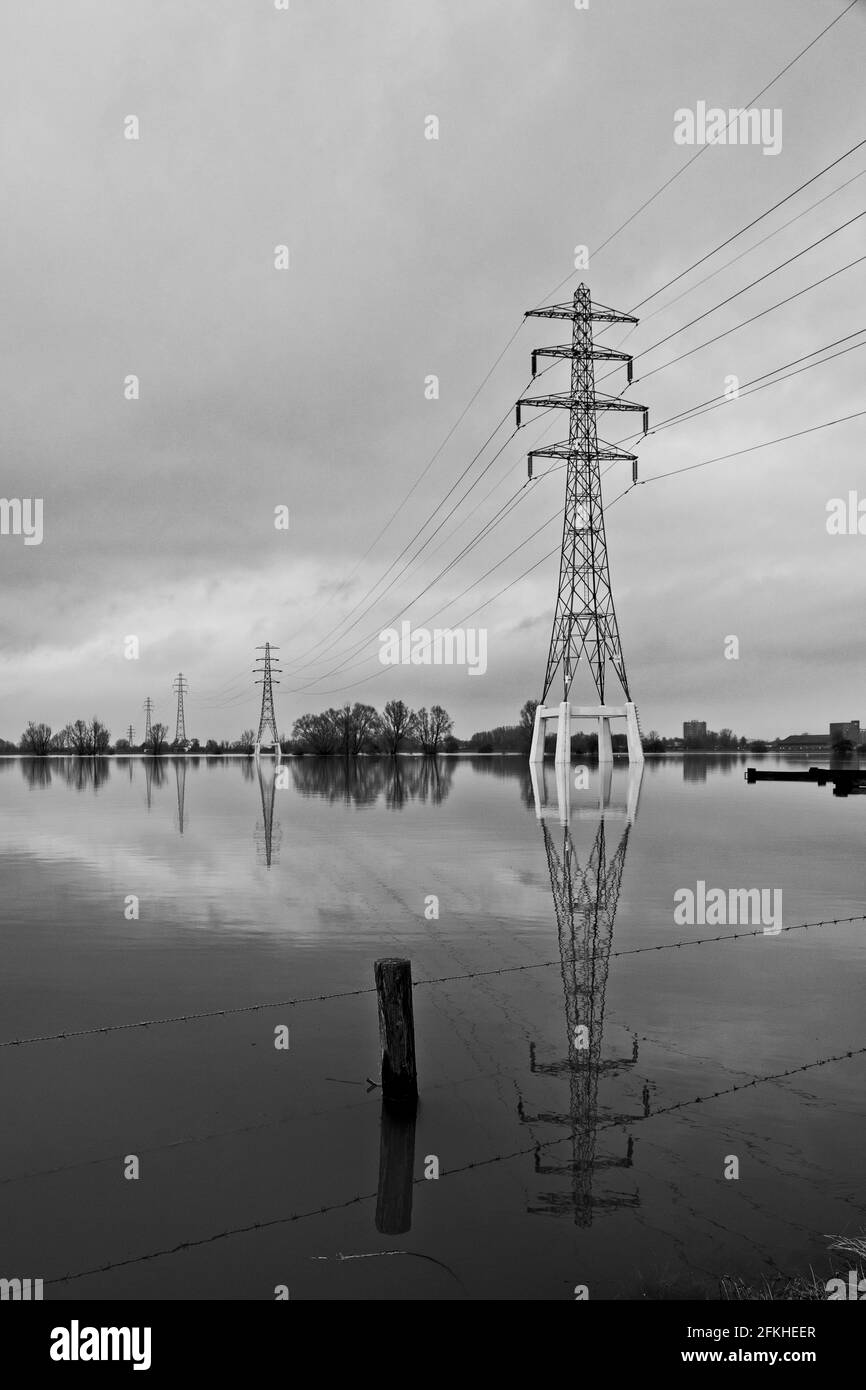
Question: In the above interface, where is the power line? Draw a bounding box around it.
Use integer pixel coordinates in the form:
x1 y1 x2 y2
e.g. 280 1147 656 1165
283 25 863 665
424 407 866 642
633 210 866 359
636 161 866 328
629 133 866 315
538 1 862 304
283 420 557 685
284 322 529 651
281 306 866 696
634 406 866 487
295 237 866 689
607 330 866 445
214 142 866 699
283 365 560 674
635 251 866 384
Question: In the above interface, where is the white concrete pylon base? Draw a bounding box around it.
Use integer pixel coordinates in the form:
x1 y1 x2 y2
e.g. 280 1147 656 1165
254 741 282 760
528 699 644 765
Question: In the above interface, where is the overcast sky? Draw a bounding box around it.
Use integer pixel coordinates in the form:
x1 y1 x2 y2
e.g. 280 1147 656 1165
2 0 865 743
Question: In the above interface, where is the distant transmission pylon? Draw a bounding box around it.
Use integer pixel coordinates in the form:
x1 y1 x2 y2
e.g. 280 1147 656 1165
143 697 154 749
254 643 282 759
521 284 647 767
127 724 135 747
172 673 189 746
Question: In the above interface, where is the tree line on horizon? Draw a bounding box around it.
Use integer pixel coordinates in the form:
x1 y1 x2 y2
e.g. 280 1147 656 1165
4 701 463 757
4 705 849 758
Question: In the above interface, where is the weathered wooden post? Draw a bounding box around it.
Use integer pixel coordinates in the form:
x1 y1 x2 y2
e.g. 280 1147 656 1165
374 957 418 1103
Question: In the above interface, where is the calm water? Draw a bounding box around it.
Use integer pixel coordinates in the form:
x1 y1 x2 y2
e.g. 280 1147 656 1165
0 753 863 1300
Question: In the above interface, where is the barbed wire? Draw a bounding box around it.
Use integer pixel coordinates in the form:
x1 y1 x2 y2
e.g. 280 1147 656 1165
3 912 864 1050
46 1041 865 1287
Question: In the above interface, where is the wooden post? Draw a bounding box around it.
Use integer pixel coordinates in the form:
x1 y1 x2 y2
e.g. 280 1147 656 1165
374 957 418 1103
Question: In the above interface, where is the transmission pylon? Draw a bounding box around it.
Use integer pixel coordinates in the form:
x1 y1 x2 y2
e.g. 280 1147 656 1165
126 724 135 748
143 697 154 749
521 284 648 767
172 673 189 746
253 643 282 759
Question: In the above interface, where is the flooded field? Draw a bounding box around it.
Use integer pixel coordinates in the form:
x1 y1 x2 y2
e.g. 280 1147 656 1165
0 753 862 1300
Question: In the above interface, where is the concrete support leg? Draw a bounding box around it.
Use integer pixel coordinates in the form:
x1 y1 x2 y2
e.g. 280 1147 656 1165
528 761 544 817
555 701 571 766
597 714 613 764
625 701 644 765
254 742 261 759
529 705 547 764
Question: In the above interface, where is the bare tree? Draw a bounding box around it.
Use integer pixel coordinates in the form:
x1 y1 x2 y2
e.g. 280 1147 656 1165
519 699 539 750
149 722 169 755
90 718 111 754
66 720 91 755
381 699 414 755
413 705 454 755
348 702 381 754
20 721 53 756
329 704 381 756
236 729 256 754
292 711 339 754
331 704 354 756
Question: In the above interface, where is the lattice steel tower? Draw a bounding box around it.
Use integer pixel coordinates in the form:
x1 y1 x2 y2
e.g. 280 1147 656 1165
520 285 648 765
172 673 189 746
142 697 154 748
254 643 282 758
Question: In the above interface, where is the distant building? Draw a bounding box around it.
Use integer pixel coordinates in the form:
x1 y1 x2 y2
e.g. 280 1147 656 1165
778 733 831 752
830 720 860 746
683 720 707 742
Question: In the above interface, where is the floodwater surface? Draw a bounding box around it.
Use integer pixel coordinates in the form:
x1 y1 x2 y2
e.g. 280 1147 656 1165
0 753 862 1300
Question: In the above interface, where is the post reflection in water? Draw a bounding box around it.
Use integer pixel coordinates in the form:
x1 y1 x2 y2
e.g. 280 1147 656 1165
375 1098 418 1235
519 760 646 1225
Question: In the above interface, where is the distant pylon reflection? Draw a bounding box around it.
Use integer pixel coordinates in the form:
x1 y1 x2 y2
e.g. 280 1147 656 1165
175 759 187 835
255 759 281 867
